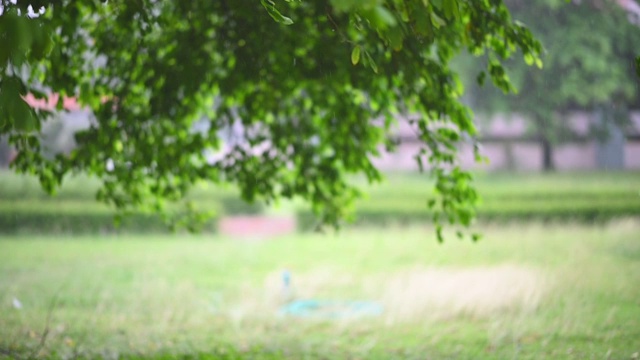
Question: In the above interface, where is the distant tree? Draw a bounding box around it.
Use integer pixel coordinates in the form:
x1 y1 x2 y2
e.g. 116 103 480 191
462 0 640 171
0 0 540 239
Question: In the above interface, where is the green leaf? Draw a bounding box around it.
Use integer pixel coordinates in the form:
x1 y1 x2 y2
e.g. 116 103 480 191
476 71 486 86
430 12 446 29
10 100 39 132
373 5 397 27
0 77 40 132
364 50 378 73
386 26 404 51
351 46 361 65
442 0 459 20
260 0 294 25
436 225 444 243
524 53 534 66
114 140 124 153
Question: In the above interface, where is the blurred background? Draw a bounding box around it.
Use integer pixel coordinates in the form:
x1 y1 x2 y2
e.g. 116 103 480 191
1 0 639 359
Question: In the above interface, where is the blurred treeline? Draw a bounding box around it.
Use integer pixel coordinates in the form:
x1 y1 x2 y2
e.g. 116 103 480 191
455 0 640 170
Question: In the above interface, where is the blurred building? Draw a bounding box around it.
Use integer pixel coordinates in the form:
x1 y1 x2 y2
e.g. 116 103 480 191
6 95 639 172
373 111 640 172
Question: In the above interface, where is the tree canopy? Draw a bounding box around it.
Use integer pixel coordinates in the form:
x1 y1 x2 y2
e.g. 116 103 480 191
0 0 541 239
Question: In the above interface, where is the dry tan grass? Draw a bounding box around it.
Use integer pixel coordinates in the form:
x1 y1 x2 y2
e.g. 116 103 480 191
229 264 547 324
380 264 546 322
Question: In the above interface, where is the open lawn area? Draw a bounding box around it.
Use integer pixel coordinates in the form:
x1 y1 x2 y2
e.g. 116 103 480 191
1 221 639 359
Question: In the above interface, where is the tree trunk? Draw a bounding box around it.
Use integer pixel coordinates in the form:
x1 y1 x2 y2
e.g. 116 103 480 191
541 137 555 172
0 136 12 168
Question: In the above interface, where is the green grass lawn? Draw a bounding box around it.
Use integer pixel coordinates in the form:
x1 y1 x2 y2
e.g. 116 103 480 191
1 221 639 359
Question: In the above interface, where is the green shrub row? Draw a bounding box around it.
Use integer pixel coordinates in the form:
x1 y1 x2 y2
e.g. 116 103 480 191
0 209 218 235
1 170 638 234
0 171 264 214
3 190 638 234
0 196 262 235
297 199 640 230
355 196 636 212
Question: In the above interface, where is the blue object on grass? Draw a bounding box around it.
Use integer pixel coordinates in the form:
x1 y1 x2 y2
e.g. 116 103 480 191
279 299 383 319
282 270 291 288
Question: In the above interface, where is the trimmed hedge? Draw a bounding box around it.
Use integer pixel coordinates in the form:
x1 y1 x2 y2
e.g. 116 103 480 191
0 171 264 212
0 198 265 234
297 204 640 231
0 171 264 234
0 209 219 235
297 209 640 231
297 184 640 230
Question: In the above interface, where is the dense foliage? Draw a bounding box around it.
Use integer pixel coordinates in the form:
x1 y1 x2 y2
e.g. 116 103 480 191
0 0 541 239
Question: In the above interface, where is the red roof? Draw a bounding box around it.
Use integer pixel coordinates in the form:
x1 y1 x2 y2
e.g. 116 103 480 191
23 93 83 111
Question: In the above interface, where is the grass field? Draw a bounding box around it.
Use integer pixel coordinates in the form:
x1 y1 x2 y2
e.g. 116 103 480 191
1 221 639 359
